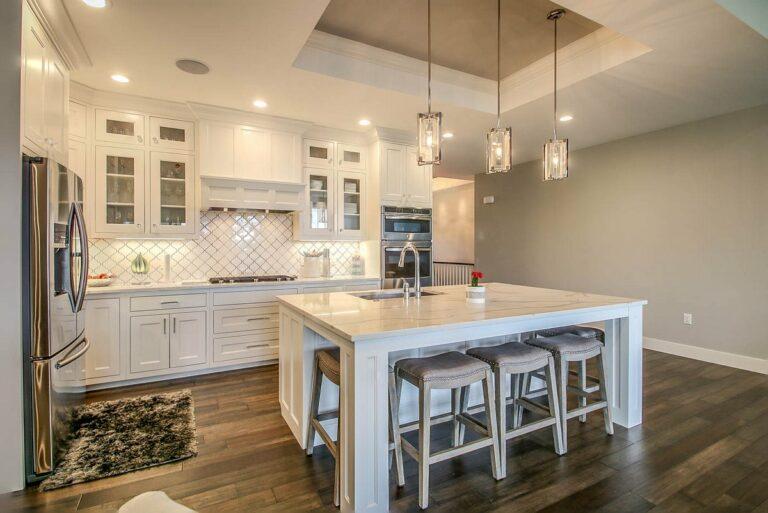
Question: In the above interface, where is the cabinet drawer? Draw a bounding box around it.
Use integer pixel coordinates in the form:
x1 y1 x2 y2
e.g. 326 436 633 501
130 293 206 312
213 331 278 363
213 288 298 306
213 305 278 334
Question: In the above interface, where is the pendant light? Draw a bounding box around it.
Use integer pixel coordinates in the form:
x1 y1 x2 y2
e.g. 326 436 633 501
486 0 511 174
417 0 442 166
543 9 568 181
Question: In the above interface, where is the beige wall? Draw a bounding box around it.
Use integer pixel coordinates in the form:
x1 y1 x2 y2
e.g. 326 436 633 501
476 105 768 361
0 0 24 492
434 183 474 264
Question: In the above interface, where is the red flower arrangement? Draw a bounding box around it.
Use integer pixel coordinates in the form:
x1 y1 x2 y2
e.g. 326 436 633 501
471 271 484 287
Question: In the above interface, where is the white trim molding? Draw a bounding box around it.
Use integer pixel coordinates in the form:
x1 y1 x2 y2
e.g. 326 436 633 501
644 336 768 375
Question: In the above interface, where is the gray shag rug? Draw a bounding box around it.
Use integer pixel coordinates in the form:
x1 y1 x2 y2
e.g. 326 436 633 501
40 390 197 491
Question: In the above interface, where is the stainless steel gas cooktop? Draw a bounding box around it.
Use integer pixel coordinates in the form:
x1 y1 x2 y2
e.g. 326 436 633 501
208 275 297 284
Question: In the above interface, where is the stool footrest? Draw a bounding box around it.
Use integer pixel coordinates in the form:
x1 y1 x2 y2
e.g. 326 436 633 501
505 416 558 440
310 418 338 459
565 400 608 419
430 437 495 465
517 397 552 417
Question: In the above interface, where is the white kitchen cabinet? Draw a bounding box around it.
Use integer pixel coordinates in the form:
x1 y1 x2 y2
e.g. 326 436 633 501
94 145 146 235
270 131 302 183
235 126 270 180
69 101 87 139
405 145 433 207
149 117 194 152
304 139 335 169
22 10 47 153
199 121 236 178
95 109 145 146
380 142 432 208
130 314 170 373
336 170 365 240
43 48 68 165
170 311 206 368
337 143 367 171
149 152 195 235
297 167 334 240
68 139 86 180
84 298 121 379
380 142 407 205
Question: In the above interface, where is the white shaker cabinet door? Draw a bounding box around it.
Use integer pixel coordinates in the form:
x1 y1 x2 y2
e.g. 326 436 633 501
149 151 195 235
84 298 121 379
337 143 366 171
94 146 146 235
130 314 170 373
303 139 335 169
95 109 145 146
22 11 48 153
43 48 69 165
405 145 432 207
380 142 407 206
199 121 236 178
149 117 194 152
170 311 207 368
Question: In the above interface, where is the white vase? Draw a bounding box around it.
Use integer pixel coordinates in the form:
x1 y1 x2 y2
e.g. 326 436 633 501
466 285 486 304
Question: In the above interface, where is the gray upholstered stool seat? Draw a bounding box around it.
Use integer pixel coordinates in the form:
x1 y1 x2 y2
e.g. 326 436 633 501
535 325 605 342
523 333 613 452
392 351 501 509
527 333 602 359
467 342 550 371
396 351 490 388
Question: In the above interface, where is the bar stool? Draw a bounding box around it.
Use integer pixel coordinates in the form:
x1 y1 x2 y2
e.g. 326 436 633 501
525 333 613 452
465 342 564 477
393 351 501 509
307 351 405 508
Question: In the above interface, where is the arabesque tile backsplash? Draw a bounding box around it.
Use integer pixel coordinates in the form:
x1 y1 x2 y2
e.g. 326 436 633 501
88 211 361 283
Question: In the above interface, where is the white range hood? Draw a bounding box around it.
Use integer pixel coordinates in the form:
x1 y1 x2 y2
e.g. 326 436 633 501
201 176 304 213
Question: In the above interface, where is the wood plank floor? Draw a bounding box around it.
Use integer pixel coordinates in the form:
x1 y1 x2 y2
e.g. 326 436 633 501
2 349 767 512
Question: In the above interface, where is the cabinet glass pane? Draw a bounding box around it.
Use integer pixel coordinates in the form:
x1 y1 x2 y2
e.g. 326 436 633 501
343 150 361 163
159 126 186 143
106 119 134 136
343 177 360 231
309 146 328 160
309 174 329 230
105 154 135 224
159 160 186 226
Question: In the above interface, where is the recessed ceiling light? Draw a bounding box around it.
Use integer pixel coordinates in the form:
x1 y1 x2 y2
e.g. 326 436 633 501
176 59 210 75
110 74 129 83
253 99 268 109
358 119 371 126
82 0 108 7
559 115 573 122
443 132 454 139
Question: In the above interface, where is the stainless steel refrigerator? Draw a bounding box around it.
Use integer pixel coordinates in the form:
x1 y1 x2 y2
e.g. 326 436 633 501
22 155 89 481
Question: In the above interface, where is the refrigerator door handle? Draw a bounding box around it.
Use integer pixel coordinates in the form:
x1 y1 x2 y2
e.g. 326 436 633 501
68 202 89 313
55 336 89 369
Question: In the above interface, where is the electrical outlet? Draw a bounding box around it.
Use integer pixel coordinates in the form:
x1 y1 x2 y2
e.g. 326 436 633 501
483 195 495 204
683 313 693 325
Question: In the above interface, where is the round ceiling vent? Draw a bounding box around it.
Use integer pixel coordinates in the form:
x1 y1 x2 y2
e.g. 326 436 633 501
175 59 210 75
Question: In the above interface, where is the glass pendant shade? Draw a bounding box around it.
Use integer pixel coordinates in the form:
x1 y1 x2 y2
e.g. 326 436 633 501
417 111 442 165
486 127 512 173
543 138 569 180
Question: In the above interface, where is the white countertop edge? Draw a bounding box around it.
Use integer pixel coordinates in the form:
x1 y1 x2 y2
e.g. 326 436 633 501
277 293 647 343
85 275 381 295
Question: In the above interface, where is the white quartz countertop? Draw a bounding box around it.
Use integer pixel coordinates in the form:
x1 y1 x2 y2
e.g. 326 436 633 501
277 283 647 342
85 275 380 295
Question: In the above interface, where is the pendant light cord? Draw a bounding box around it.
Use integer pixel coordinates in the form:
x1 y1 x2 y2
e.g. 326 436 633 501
427 0 432 113
496 0 501 129
553 15 558 140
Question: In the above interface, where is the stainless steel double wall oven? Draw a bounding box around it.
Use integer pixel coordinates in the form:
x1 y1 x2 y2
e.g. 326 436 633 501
380 206 433 289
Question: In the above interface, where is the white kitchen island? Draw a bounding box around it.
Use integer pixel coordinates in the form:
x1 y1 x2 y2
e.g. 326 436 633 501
278 283 646 513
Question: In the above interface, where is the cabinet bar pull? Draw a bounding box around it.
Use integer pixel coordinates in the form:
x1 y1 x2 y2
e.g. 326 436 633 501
173 317 177 333
163 318 167 334
161 301 180 305
245 343 269 349
246 317 271 322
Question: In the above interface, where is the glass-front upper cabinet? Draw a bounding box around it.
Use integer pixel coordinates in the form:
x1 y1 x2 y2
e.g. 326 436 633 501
336 171 365 240
303 139 335 169
300 168 334 239
149 152 195 234
337 144 366 171
94 146 145 234
95 109 145 146
149 117 195 152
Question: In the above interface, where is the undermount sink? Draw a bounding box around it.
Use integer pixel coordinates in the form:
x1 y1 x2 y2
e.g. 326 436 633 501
351 290 440 301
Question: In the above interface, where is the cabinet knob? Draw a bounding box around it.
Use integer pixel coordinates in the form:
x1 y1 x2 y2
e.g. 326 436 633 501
153 137 158 144
137 223 142 229
137 135 143 143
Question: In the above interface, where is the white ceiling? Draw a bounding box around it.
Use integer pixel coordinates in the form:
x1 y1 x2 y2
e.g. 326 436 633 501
64 0 768 179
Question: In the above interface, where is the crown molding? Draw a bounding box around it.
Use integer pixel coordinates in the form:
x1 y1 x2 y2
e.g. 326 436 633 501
187 102 313 134
27 0 91 70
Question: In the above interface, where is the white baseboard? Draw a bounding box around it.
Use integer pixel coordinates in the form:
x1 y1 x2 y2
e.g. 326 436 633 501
644 336 768 375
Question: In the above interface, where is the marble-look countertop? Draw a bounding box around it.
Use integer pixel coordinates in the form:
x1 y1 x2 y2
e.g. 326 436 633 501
277 283 647 342
85 275 380 295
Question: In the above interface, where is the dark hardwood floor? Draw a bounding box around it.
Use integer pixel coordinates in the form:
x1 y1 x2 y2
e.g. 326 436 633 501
2 349 767 512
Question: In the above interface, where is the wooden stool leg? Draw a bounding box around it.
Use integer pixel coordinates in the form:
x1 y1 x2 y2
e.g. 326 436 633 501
578 360 588 422
493 369 506 479
555 356 569 453
511 373 521 429
596 349 614 435
482 370 502 480
334 389 341 507
545 358 565 455
517 372 531 427
389 371 405 487
306 357 322 456
457 385 469 445
418 383 432 510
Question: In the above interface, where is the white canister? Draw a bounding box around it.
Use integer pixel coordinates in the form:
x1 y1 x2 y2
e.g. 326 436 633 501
302 256 323 278
466 286 486 304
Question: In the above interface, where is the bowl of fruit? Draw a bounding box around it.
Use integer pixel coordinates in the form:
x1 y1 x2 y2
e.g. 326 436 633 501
87 273 115 287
